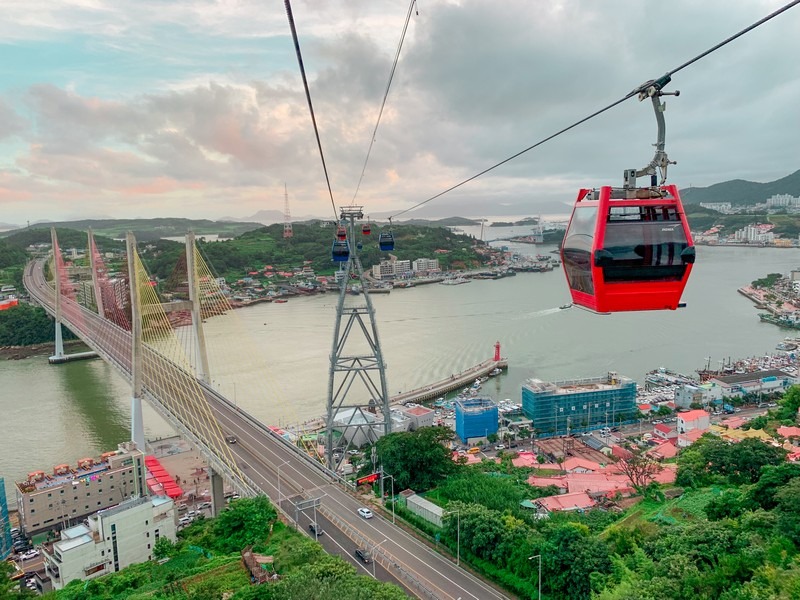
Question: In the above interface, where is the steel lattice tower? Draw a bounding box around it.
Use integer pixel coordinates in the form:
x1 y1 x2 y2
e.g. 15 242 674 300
326 206 390 472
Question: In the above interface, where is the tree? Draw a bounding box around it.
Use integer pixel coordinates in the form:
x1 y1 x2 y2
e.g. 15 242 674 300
375 426 457 491
211 495 277 553
617 452 664 493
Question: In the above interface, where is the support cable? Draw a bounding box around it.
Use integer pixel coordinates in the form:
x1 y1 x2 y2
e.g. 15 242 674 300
350 0 418 205
388 0 800 220
284 0 339 220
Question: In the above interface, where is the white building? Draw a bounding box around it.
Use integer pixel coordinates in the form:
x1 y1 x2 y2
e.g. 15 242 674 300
676 410 710 434
43 496 176 590
766 194 800 208
412 258 440 274
371 259 412 280
674 383 714 409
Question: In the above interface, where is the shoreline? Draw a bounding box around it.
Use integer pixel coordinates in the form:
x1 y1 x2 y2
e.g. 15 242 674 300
0 340 90 360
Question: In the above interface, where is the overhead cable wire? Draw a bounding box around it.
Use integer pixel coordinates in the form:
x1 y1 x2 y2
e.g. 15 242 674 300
350 0 418 205
284 0 339 220
389 0 800 220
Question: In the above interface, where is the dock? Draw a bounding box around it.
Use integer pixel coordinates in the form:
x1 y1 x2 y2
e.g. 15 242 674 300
389 357 508 406
48 351 99 364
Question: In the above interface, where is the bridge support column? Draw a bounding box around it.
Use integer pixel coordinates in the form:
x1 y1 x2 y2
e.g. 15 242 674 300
209 468 225 517
50 227 65 362
131 397 145 451
51 321 65 361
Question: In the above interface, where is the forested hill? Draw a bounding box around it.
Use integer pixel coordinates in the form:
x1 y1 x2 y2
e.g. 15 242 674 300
681 169 800 205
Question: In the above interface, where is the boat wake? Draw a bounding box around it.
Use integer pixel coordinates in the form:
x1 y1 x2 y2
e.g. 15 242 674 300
516 307 562 319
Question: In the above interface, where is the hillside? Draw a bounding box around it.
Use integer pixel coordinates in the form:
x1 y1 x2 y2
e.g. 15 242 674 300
681 169 800 205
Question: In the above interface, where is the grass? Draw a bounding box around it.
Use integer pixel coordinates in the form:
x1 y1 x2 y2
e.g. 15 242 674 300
613 487 726 530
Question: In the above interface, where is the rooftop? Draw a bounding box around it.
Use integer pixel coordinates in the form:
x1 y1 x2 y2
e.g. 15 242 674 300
523 373 634 395
403 406 434 417
678 409 710 422
712 369 792 385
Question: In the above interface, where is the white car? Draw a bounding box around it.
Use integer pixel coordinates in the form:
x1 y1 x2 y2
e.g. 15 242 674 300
20 549 39 560
357 507 373 519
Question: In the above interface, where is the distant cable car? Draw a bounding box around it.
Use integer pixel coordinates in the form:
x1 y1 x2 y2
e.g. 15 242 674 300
560 75 695 313
336 226 347 241
561 185 695 312
331 240 350 262
362 221 371 235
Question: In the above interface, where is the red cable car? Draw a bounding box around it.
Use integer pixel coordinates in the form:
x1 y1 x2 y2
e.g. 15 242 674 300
561 184 695 313
336 226 347 241
362 223 371 235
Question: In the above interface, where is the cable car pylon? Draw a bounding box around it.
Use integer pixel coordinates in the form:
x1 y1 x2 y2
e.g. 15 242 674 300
326 206 391 473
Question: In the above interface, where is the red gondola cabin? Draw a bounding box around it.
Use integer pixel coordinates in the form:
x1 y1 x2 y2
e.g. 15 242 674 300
560 184 695 313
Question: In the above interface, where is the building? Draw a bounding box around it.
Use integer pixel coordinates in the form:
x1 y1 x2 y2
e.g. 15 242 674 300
412 258 440 274
674 383 714 409
521 372 637 437
16 442 147 536
43 495 176 590
454 398 499 443
398 405 435 430
706 369 794 401
371 258 412 280
332 407 383 448
534 491 595 515
677 409 710 434
1 477 11 560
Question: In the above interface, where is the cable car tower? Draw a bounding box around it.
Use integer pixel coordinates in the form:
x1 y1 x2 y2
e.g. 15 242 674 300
283 183 293 239
326 205 391 472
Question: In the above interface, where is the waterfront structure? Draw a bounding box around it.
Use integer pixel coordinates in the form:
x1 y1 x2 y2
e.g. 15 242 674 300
706 369 795 401
454 398 499 443
674 382 714 409
1 477 11 560
16 442 146 536
371 258 412 280
43 495 176 590
412 258 440 274
676 410 710 434
521 372 637 437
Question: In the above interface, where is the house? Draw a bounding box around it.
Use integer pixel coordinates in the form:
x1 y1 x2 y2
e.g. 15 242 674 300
646 440 678 460
638 403 653 415
677 429 706 448
653 423 678 441
778 426 800 439
535 492 595 514
677 409 710 434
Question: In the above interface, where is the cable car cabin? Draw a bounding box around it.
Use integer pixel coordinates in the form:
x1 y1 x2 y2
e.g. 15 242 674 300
378 231 394 251
336 226 347 241
362 223 371 235
560 184 695 313
331 240 350 262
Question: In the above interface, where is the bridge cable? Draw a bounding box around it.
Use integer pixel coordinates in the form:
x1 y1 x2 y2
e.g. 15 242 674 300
284 0 339 221
387 0 800 220
350 0 419 206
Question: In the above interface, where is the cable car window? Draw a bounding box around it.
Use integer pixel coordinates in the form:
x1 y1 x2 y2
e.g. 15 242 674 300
601 220 689 282
608 205 680 222
562 206 597 295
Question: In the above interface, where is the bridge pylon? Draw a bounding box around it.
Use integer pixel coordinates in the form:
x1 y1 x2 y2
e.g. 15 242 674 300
326 206 391 472
49 228 65 362
126 233 146 451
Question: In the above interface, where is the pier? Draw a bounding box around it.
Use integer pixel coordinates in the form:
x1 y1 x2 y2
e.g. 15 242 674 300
389 357 508 406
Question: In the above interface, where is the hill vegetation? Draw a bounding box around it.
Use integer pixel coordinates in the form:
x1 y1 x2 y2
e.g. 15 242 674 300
681 168 800 205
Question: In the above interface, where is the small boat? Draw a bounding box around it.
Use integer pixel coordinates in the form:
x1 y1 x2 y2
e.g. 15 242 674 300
274 299 288 304
488 368 502 377
559 303 573 310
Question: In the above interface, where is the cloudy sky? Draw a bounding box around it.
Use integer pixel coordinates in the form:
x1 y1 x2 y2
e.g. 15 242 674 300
1 0 798 225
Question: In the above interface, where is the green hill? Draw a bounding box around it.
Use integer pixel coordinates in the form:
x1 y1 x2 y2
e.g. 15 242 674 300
681 169 800 205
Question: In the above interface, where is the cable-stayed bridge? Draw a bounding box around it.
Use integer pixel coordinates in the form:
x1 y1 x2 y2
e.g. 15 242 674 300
22 228 509 600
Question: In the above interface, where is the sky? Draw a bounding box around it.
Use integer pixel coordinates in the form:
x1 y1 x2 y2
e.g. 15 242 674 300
0 0 799 226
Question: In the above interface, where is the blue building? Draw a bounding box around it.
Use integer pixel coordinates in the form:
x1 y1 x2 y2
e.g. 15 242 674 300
521 372 637 437
455 398 499 443
1 478 11 559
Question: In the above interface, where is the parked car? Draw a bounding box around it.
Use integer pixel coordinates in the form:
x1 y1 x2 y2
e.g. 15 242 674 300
495 444 505 450
20 550 39 561
357 507 373 519
197 501 212 510
309 522 324 537
355 548 372 564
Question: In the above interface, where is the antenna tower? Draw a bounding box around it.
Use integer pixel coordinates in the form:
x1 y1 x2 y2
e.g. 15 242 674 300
283 183 293 238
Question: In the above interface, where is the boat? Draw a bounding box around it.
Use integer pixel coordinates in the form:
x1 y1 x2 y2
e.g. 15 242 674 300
274 299 288 304
559 303 572 310
440 276 470 285
488 368 502 377
759 313 800 330
776 341 798 351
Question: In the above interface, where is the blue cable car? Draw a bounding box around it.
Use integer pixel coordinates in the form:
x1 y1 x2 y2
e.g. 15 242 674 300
332 240 350 262
378 231 394 251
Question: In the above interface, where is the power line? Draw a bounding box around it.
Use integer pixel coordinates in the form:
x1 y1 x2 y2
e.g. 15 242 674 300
350 0 418 206
389 0 800 220
284 0 339 221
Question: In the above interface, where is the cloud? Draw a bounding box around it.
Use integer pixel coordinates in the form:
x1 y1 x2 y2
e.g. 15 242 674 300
0 0 798 222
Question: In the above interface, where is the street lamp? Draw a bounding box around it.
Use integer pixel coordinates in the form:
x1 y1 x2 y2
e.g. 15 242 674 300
381 473 396 524
276 459 290 506
529 554 542 599
371 538 388 579
446 510 461 566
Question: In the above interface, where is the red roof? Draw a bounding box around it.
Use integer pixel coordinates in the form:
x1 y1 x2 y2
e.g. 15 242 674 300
778 426 800 438
536 492 596 512
654 423 673 434
678 409 709 422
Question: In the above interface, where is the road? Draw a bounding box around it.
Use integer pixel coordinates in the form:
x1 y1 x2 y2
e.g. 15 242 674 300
24 260 510 600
